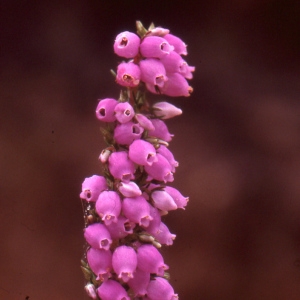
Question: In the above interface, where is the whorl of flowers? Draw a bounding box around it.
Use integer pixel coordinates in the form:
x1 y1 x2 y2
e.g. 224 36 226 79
80 21 194 300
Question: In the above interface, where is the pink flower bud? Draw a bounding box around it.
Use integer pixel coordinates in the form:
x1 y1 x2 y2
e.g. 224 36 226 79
87 248 112 281
148 119 173 142
114 102 135 123
114 31 140 58
116 61 141 87
139 58 168 87
153 101 182 119
96 191 121 225
84 283 97 299
99 148 112 163
128 139 157 166
140 36 174 58
135 114 155 131
122 196 153 227
163 33 187 55
97 279 130 300
137 244 169 276
114 121 144 145
152 222 176 246
151 190 177 211
95 98 118 122
165 186 189 209
112 245 138 282
156 145 178 172
144 153 174 183
106 215 135 239
108 151 135 183
80 175 107 202
146 27 170 37
84 223 112 250
127 268 150 296
118 181 142 197
146 277 178 300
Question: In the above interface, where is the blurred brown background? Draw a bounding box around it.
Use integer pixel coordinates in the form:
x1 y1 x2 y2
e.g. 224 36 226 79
1 0 300 299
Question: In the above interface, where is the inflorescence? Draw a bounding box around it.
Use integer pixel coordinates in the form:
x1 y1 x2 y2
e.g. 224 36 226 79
80 21 194 300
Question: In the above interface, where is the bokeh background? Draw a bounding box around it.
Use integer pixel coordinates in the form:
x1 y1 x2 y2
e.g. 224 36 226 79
1 0 300 299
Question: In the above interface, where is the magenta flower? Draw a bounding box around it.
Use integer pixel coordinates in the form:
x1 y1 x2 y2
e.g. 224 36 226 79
134 113 155 131
139 58 168 87
116 61 141 87
114 121 144 145
95 191 121 225
152 221 176 246
108 151 135 182
84 223 112 250
114 31 140 58
127 268 150 296
148 118 174 142
97 279 130 300
151 189 177 211
163 33 188 55
112 245 138 282
106 215 135 239
95 98 118 122
86 248 112 281
80 175 107 202
161 72 193 97
146 277 178 300
128 139 157 166
122 196 153 227
114 102 135 123
137 244 169 276
165 186 189 209
156 145 178 172
118 181 142 197
140 36 174 58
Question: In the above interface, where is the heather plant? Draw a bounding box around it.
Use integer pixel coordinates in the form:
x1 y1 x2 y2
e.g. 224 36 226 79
80 21 194 300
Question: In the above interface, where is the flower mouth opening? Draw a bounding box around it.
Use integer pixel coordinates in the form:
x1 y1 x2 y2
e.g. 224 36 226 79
124 109 131 116
155 75 166 87
120 37 128 47
123 74 133 83
99 108 106 116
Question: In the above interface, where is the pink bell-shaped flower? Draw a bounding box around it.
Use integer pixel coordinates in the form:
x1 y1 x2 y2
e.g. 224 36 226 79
148 119 174 142
156 145 178 172
165 186 189 210
84 223 112 250
146 277 178 300
86 248 112 281
96 191 121 225
122 196 153 227
139 58 168 88
118 181 142 197
114 121 144 145
114 31 140 58
108 151 135 183
152 221 176 246
97 279 130 300
127 268 150 296
84 283 97 299
143 204 161 234
137 244 169 276
95 98 118 122
114 102 135 123
162 72 193 97
163 33 187 55
140 36 174 58
144 153 174 183
106 215 135 239
112 245 138 282
153 101 182 119
151 189 177 211
116 61 141 87
128 139 157 166
80 175 108 202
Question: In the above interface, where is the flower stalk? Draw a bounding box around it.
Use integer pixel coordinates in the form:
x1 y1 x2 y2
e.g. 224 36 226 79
80 21 194 299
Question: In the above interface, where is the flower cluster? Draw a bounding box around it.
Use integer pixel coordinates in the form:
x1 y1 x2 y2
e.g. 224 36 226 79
80 21 192 300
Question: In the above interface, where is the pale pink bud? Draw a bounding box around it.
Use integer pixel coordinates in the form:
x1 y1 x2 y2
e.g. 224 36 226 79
153 101 182 119
118 181 142 197
135 114 155 131
151 190 177 211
